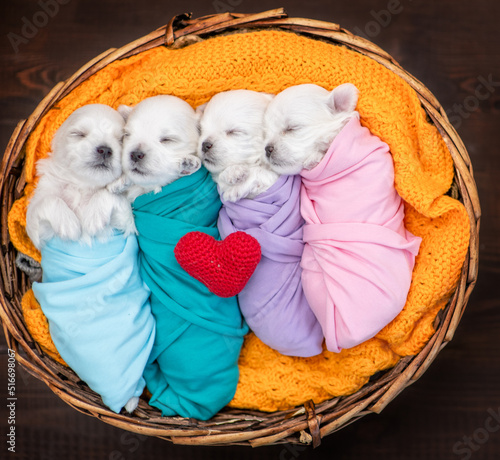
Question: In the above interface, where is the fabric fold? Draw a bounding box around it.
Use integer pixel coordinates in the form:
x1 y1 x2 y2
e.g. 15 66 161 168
218 174 324 357
32 233 156 413
300 117 422 353
133 167 248 421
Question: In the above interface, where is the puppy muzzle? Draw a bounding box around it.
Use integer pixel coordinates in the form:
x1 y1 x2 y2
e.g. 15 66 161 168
92 145 114 169
201 141 213 154
265 144 274 159
96 145 113 159
130 150 146 163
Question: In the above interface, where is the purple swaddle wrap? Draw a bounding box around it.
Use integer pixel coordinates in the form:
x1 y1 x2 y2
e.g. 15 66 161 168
217 174 323 357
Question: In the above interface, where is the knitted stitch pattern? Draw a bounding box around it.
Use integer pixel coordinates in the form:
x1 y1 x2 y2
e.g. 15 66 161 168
8 30 470 412
174 231 262 298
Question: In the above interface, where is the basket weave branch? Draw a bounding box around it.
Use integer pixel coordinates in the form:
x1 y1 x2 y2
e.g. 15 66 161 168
0 8 480 448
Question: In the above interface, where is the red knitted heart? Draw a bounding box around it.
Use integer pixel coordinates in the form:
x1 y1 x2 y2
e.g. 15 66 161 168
174 231 261 298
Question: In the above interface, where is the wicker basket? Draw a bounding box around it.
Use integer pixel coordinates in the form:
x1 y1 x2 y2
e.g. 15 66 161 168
0 8 480 448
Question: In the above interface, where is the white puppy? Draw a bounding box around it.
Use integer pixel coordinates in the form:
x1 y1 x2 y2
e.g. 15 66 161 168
197 90 279 202
264 83 359 175
116 95 201 200
26 104 136 249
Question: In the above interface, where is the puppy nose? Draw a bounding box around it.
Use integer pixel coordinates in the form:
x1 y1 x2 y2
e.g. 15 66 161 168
130 150 145 163
96 145 112 158
265 145 274 158
201 141 213 153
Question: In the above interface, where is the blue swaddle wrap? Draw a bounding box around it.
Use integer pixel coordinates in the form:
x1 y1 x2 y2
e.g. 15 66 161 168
32 233 156 413
133 167 248 420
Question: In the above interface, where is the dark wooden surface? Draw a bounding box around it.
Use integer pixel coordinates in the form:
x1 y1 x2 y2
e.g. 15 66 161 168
1 1 499 459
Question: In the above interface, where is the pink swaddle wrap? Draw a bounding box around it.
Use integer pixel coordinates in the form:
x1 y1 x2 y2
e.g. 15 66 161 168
300 116 421 353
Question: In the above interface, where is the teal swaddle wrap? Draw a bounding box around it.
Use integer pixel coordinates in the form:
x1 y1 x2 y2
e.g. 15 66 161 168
133 167 248 420
32 233 156 413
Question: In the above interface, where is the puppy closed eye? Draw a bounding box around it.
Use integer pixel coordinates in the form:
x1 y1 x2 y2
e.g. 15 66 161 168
281 126 300 136
225 129 245 136
69 130 88 138
160 136 176 144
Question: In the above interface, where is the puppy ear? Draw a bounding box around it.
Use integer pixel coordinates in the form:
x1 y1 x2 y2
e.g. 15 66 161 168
195 102 208 117
261 92 275 102
118 104 134 121
326 83 359 113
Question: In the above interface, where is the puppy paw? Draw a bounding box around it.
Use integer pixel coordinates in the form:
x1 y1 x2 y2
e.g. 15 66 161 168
249 168 280 198
179 156 201 176
219 165 249 185
27 196 82 245
303 151 325 170
221 184 250 202
127 221 139 236
107 175 131 194
29 232 42 250
124 396 139 413
26 218 43 249
83 202 112 236
54 213 82 241
119 212 138 236
111 201 138 236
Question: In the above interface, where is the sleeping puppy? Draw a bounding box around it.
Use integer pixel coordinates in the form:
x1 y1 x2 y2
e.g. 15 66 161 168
202 89 326 357
26 104 150 414
197 90 278 202
263 82 422 353
116 94 247 419
26 104 136 249
264 83 359 174
117 95 201 200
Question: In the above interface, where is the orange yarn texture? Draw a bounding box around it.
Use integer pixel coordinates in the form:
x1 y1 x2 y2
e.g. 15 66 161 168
8 30 470 412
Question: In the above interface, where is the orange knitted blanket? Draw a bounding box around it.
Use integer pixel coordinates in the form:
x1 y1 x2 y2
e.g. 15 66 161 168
8 30 470 412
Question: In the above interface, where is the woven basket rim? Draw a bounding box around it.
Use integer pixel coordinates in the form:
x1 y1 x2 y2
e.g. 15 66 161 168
0 8 480 448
